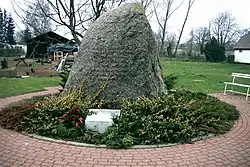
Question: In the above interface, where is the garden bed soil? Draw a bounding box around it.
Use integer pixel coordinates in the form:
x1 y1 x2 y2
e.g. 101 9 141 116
0 96 47 130
0 102 35 130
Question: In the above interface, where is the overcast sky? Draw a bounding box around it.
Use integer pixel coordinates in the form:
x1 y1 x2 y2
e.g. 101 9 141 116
0 0 249 42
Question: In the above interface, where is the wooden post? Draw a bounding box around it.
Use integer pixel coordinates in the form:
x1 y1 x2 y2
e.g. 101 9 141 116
224 84 228 95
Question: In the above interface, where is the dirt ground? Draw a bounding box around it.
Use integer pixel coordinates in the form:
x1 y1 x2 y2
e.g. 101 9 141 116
1 56 59 77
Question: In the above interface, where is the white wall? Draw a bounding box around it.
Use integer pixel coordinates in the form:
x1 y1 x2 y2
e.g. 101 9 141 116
234 50 250 64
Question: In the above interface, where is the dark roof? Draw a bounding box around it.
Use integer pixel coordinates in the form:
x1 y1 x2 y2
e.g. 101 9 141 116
26 31 71 44
234 32 250 50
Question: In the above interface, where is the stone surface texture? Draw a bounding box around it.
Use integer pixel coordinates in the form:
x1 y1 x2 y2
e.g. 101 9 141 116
65 3 164 100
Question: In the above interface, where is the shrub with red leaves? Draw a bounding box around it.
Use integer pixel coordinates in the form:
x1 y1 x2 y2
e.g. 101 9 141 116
58 105 85 127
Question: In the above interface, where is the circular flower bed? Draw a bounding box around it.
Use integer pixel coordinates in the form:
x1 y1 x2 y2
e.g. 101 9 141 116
0 89 239 148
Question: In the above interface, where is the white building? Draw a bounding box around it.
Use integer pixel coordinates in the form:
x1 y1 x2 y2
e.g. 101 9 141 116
14 44 27 55
234 32 250 64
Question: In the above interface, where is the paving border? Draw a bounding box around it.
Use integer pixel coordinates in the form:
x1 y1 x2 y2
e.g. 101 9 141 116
0 89 250 167
26 133 216 149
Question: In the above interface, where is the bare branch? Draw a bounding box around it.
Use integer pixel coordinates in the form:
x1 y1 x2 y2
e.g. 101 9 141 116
210 11 240 49
154 0 183 57
173 0 195 57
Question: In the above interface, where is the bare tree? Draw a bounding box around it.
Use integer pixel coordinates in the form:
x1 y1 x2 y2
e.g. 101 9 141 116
91 0 114 21
226 28 250 50
211 11 239 47
15 26 32 44
154 0 183 57
188 29 194 56
37 0 89 44
27 0 52 36
237 28 250 38
193 26 210 53
12 0 125 45
165 32 176 57
12 0 53 38
165 33 177 45
173 0 195 57
136 0 155 19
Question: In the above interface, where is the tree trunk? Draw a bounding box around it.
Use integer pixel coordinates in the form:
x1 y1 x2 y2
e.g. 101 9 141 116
173 0 195 57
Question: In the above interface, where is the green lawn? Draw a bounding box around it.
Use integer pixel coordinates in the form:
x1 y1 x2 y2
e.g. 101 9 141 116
0 77 60 98
0 61 249 98
162 61 250 93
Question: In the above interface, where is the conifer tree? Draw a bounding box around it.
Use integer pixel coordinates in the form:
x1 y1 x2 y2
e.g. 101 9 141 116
0 8 4 42
2 9 8 43
22 26 32 42
6 14 16 44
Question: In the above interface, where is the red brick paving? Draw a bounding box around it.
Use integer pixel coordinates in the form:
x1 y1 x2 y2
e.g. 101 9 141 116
0 89 250 167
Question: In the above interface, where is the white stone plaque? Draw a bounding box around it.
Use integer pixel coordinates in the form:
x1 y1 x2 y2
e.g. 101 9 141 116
85 109 120 133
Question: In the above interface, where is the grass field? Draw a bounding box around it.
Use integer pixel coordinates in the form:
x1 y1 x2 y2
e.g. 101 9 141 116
0 77 60 98
162 61 250 93
0 61 249 98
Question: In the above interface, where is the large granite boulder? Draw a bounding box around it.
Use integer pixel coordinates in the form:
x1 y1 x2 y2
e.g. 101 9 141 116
65 3 165 100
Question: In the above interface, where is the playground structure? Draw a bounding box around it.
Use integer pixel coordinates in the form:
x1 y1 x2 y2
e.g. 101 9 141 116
16 55 28 67
47 43 78 72
53 51 63 61
18 31 79 74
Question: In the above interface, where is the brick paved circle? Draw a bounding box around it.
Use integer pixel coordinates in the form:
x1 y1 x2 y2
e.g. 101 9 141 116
0 88 250 167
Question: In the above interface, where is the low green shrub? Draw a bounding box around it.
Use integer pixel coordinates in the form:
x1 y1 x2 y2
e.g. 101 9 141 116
227 55 235 63
104 127 134 148
103 91 238 147
164 74 178 90
1 58 8 69
59 71 69 88
19 89 238 148
22 88 101 135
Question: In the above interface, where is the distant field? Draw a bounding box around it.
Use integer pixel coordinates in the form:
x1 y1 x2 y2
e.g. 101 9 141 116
0 77 60 98
162 61 250 93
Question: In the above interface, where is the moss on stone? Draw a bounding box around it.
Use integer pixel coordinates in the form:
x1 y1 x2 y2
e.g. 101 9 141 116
132 3 145 15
